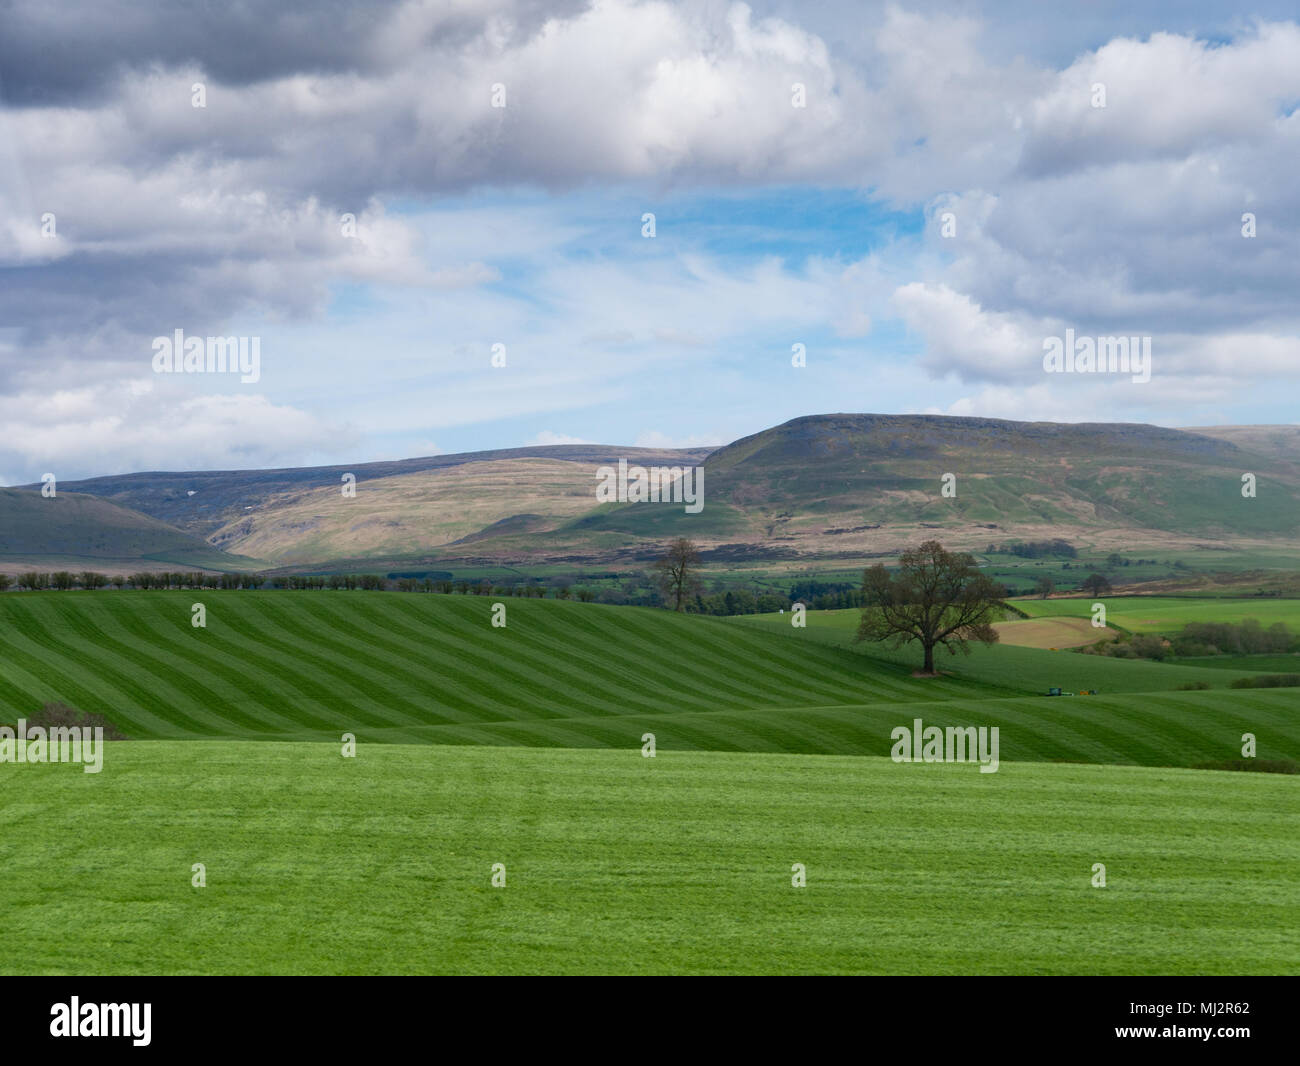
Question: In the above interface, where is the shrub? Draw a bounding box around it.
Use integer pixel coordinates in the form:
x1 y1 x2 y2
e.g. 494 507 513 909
17 701 129 740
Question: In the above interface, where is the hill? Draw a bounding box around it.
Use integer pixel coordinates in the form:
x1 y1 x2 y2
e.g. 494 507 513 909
1182 424 1300 470
0 488 262 574
565 413 1300 559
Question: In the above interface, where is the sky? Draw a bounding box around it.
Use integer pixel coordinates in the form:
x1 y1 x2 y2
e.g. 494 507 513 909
1 0 1298 483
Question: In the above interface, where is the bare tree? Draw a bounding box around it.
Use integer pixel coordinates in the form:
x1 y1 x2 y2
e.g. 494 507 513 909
855 540 1004 674
655 537 702 612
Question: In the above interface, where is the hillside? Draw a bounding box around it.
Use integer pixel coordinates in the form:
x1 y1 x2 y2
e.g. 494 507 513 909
8 414 1300 572
1182 425 1300 470
0 488 260 573
562 413 1300 560
206 458 610 565
34 444 714 540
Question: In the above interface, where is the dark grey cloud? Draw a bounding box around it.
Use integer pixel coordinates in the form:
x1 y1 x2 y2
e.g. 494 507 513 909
0 0 592 104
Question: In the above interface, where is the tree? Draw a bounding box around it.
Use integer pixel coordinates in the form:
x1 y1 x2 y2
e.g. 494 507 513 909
855 540 1004 674
654 537 702 612
1034 576 1055 599
1081 572 1112 597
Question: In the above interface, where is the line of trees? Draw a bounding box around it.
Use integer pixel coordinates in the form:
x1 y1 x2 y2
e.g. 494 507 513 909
986 539 1078 559
0 569 609 599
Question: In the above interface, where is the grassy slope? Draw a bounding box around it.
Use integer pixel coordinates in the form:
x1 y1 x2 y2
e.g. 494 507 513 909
2 592 1295 765
385 689 1300 765
0 592 1001 741
3 742 1295 975
208 458 606 564
1014 595 1300 632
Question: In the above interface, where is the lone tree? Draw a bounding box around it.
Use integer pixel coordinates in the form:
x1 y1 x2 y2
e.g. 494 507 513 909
855 540 1004 674
655 537 701 612
1081 572 1112 597
1034 575 1055 599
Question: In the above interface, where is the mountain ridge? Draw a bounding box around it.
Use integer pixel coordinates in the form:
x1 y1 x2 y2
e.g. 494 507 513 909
4 414 1297 574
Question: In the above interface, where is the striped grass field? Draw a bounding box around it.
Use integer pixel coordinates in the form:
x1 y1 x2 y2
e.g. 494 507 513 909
0 591 1002 741
0 592 1294 765
2 742 1295 975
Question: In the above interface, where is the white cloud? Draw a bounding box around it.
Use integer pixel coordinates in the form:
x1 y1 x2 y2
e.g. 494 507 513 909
633 429 724 448
533 430 593 445
0 380 355 480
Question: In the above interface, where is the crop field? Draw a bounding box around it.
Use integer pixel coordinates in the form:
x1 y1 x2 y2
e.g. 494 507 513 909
1 591 1297 975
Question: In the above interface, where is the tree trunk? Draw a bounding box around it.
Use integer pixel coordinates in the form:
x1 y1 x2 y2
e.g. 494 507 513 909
922 642 935 674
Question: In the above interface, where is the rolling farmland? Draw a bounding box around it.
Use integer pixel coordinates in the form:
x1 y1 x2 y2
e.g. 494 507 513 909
1 590 1296 975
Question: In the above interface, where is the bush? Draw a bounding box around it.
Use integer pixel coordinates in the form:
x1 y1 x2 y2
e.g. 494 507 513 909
17 701 129 740
1175 680 1211 690
1129 634 1168 661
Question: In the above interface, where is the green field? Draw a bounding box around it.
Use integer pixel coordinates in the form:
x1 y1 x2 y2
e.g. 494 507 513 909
3 742 1296 975
731 607 1272 693
1013 595 1300 633
1179 654 1300 673
1 590 1296 975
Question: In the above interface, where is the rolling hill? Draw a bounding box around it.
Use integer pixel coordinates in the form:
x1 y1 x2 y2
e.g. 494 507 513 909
7 413 1299 572
565 413 1300 559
